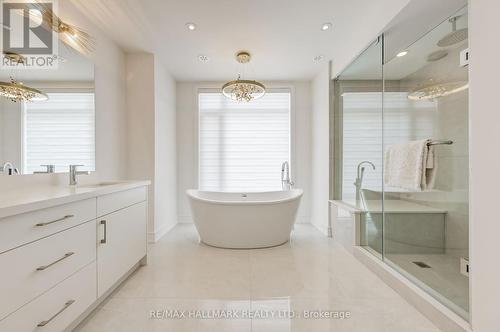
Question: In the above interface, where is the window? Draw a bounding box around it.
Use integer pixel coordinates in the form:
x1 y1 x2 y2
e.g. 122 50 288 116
198 91 291 192
23 92 95 174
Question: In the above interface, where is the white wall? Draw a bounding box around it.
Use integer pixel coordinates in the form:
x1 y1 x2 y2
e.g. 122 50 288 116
310 64 330 234
126 53 156 239
153 57 177 240
0 100 22 171
126 53 177 242
469 1 500 331
176 81 312 223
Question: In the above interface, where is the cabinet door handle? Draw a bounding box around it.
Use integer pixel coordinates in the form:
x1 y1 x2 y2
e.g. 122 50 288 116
100 220 107 244
37 299 75 327
35 214 74 227
36 252 75 271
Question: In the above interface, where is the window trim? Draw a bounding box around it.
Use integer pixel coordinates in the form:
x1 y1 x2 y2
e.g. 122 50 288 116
195 84 296 191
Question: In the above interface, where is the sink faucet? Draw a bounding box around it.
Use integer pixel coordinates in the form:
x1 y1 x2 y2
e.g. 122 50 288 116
34 164 55 174
1 162 19 175
354 161 376 202
69 165 90 185
281 161 295 190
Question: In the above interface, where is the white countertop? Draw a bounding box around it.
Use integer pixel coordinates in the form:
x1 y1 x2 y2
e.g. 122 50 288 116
330 199 447 214
0 181 150 219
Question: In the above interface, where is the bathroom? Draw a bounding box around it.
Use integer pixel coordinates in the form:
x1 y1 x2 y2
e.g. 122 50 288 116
0 0 498 331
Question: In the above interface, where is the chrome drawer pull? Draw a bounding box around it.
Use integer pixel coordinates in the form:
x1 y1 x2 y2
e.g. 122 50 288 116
35 214 74 227
100 220 107 244
37 299 75 327
36 252 75 271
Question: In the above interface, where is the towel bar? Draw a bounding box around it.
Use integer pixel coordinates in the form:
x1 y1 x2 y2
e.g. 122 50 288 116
427 140 453 146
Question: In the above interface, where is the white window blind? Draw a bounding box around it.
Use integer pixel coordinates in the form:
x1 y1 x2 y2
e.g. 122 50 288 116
342 92 435 200
199 91 291 192
24 92 95 174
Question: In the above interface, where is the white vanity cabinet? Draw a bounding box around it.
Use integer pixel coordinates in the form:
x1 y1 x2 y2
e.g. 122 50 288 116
96 187 147 297
0 183 149 332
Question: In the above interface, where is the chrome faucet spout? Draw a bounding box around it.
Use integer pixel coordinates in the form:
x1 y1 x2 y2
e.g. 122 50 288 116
69 165 90 185
281 161 294 190
355 161 376 202
1 162 18 175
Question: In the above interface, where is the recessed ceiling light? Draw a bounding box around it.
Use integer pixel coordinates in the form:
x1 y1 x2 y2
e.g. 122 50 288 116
313 55 324 63
397 50 409 57
321 23 332 31
186 22 196 31
198 54 210 63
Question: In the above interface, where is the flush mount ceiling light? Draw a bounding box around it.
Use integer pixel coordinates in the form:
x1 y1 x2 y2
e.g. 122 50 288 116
397 50 409 57
321 22 332 31
0 76 48 102
198 54 210 62
186 22 197 31
222 51 265 103
313 55 324 63
407 81 468 101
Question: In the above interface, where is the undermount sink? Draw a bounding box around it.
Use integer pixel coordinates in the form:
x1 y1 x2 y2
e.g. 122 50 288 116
77 181 124 188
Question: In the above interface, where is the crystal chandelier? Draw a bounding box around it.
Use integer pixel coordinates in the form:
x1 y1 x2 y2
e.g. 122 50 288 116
0 77 48 102
222 51 265 102
408 81 468 101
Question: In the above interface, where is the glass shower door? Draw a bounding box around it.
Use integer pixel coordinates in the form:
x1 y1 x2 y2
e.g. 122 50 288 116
382 7 469 319
334 38 384 257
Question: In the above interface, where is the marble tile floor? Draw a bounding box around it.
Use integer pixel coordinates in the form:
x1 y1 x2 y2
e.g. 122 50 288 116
76 224 441 332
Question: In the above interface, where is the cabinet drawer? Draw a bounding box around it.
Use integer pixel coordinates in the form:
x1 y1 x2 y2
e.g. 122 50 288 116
0 262 96 332
0 198 96 254
0 221 96 320
97 186 147 217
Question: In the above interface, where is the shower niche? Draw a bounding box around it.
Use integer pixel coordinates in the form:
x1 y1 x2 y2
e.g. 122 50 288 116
330 5 470 322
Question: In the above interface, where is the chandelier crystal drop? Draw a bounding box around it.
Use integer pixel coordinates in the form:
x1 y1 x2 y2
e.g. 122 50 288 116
407 81 468 101
222 51 266 102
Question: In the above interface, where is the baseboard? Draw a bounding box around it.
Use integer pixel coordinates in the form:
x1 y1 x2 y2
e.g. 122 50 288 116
147 222 177 243
311 221 329 236
296 216 309 224
353 247 472 332
178 215 193 223
177 216 310 224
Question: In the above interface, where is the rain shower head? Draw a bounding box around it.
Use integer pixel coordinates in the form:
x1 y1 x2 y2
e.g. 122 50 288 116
437 16 468 47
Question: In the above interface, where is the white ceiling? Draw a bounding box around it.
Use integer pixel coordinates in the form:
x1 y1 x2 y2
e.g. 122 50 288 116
70 0 401 81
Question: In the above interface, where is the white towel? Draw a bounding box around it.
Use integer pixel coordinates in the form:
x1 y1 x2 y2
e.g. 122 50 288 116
384 139 437 191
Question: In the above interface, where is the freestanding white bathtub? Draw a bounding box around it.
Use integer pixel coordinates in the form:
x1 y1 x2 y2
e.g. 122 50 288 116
186 189 303 249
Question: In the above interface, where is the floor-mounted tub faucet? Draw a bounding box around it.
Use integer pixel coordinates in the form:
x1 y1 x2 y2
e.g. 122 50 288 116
281 161 295 190
355 161 376 202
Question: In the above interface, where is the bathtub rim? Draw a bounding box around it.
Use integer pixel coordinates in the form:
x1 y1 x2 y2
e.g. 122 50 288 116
186 189 303 206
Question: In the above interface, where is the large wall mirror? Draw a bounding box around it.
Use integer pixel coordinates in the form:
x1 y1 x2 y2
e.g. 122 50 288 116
0 40 95 175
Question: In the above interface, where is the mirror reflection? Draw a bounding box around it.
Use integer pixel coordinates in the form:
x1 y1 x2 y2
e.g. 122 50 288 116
0 41 95 175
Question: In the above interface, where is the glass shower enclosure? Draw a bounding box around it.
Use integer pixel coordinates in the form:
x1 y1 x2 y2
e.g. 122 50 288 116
332 7 469 320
